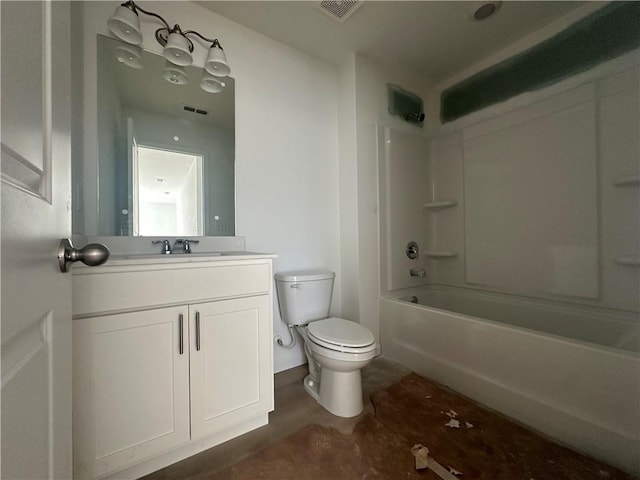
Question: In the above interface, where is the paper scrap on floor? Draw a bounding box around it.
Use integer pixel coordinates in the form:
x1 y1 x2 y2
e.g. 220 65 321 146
410 444 461 479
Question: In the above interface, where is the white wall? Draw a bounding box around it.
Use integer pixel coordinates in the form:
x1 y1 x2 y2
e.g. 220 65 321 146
70 3 85 234
341 54 431 342
337 55 360 324
139 202 177 235
78 1 340 373
96 43 124 235
176 159 200 236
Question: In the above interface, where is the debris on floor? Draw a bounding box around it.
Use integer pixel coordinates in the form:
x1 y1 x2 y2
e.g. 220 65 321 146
410 444 462 480
445 418 461 428
411 444 430 470
442 408 475 430
448 466 463 476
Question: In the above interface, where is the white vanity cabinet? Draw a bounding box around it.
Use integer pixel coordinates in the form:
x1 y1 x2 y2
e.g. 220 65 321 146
72 256 275 480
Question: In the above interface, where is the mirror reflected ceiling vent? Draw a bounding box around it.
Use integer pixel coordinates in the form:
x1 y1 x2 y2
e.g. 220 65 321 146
316 1 362 23
183 105 208 115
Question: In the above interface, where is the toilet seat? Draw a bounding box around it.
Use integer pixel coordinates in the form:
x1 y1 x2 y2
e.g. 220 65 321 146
307 317 376 354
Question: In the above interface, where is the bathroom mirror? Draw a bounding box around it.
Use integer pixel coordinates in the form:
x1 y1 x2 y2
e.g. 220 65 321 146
83 34 235 236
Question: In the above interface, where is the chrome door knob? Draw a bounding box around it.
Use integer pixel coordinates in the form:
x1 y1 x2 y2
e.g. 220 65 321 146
58 239 110 272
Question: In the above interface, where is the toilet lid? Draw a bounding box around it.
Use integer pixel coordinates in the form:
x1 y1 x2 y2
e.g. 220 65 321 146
307 317 375 348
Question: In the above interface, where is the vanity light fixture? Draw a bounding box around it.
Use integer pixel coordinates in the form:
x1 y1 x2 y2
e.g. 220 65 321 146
200 74 226 94
108 0 230 86
114 44 143 69
163 61 188 85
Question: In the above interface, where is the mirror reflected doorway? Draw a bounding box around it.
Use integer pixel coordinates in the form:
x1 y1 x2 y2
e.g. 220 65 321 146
131 144 204 237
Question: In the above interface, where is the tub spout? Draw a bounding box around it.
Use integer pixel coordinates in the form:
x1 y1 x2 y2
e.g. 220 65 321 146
410 268 426 278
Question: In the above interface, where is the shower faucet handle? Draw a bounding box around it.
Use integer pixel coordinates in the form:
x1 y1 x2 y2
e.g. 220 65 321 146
406 241 419 260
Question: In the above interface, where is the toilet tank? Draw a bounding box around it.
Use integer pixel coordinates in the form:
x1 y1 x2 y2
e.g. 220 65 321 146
275 270 335 326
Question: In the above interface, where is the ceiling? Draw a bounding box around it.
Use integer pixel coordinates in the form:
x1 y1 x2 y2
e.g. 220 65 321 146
198 1 591 83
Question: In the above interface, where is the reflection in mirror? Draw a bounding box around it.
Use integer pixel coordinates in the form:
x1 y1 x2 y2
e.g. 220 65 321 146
90 34 234 236
135 146 204 236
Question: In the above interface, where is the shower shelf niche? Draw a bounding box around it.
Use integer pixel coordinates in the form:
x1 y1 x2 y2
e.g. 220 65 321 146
614 256 640 267
424 200 458 209
612 174 639 187
425 251 459 258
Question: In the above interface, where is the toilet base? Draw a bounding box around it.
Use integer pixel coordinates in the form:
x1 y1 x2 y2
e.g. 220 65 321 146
303 369 364 418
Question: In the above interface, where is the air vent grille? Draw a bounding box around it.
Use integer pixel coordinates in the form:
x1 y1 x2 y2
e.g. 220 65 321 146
183 105 208 115
316 1 362 23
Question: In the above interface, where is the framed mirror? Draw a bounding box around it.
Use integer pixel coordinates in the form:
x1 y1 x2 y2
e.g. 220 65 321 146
83 34 235 236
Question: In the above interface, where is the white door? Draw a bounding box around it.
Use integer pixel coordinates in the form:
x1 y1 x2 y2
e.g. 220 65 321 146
1 2 73 478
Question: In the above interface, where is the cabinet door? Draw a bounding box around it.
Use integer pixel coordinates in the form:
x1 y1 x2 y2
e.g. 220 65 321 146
73 307 190 479
190 295 273 439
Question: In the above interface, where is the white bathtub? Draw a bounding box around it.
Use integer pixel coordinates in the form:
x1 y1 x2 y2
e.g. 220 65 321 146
380 285 640 475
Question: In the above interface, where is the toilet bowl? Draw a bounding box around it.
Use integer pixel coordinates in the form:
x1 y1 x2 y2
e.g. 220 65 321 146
275 271 378 418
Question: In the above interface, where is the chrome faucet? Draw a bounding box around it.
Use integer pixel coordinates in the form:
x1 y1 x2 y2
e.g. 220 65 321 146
410 268 426 278
152 239 171 254
173 238 200 254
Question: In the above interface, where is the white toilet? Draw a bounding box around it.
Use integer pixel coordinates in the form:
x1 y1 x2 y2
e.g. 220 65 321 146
275 270 378 417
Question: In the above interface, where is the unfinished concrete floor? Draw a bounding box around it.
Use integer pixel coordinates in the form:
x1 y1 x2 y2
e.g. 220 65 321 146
141 357 411 480
142 358 634 480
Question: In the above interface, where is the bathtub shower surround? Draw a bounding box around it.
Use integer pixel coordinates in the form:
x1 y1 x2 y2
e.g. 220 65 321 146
421 64 639 309
378 50 639 474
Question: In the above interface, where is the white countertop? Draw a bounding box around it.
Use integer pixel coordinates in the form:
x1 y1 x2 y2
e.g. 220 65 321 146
75 251 277 268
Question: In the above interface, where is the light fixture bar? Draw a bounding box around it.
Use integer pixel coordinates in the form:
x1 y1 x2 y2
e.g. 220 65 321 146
155 25 194 53
182 30 216 44
124 0 171 30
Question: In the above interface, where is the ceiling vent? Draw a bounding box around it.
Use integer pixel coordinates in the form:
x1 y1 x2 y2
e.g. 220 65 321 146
470 1 502 21
316 1 362 23
183 105 208 116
